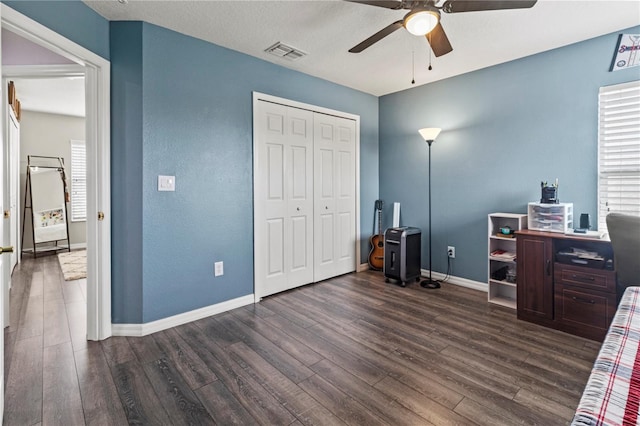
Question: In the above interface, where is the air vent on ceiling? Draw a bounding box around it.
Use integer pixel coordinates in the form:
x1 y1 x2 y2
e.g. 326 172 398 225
265 42 306 61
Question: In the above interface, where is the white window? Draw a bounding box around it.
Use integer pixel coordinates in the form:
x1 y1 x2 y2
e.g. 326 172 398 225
598 80 640 233
70 140 86 222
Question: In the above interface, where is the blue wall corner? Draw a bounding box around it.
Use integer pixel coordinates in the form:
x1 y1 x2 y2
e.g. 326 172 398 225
379 25 640 284
110 21 144 323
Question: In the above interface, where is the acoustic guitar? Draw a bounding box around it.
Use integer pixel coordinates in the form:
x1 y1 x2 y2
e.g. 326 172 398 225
368 200 384 270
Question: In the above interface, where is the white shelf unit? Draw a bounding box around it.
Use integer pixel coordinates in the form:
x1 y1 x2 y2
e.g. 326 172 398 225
488 213 528 309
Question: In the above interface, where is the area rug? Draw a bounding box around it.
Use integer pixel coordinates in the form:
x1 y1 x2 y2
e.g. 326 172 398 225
57 250 87 281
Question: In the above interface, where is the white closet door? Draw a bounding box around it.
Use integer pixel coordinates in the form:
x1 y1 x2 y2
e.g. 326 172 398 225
313 113 356 282
254 101 314 298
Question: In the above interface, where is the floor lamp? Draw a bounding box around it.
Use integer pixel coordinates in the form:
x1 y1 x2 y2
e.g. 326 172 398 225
419 127 442 289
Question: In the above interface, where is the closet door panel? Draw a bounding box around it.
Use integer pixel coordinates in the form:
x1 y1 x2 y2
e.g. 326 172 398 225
338 212 352 259
289 144 311 276
258 104 288 296
338 151 353 196
318 122 334 142
319 213 334 264
266 219 285 277
256 102 314 297
266 144 284 201
333 117 357 276
286 107 314 287
291 216 309 271
314 115 336 281
290 146 307 199
313 113 356 281
318 149 334 198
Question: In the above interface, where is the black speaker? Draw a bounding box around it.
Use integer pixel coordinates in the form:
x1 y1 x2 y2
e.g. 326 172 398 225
580 213 591 229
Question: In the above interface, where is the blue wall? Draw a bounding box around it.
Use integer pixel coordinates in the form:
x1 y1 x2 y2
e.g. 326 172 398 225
110 22 144 323
111 22 378 323
3 0 109 60
379 26 640 285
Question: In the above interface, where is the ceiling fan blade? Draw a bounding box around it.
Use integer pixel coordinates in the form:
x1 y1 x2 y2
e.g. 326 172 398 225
442 0 537 13
344 0 405 10
349 20 404 53
426 22 453 57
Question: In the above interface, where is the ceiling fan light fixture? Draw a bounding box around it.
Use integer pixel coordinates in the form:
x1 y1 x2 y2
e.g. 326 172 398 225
404 9 440 36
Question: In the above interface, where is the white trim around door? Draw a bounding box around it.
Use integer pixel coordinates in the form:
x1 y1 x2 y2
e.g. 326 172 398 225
1 4 111 341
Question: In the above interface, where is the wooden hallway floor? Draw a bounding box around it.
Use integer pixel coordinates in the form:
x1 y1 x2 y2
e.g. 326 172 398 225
3 256 599 425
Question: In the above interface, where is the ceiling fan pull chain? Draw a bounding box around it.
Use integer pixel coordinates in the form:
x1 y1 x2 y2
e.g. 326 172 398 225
412 50 416 84
428 32 433 71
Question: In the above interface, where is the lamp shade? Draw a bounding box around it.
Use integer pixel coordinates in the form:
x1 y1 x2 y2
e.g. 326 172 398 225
404 9 439 36
419 127 441 141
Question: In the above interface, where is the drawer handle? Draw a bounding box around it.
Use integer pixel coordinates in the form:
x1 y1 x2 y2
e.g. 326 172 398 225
572 296 595 304
546 260 551 276
571 274 595 282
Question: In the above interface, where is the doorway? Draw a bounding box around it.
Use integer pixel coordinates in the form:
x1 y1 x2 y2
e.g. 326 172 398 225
1 4 111 342
4 72 88 331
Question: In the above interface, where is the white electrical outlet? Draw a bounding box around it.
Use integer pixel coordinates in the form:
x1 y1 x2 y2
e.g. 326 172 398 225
214 261 224 277
448 246 456 258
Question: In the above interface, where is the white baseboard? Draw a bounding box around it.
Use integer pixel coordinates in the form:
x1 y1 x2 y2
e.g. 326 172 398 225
111 272 485 337
111 294 255 337
360 264 487 292
420 269 487 292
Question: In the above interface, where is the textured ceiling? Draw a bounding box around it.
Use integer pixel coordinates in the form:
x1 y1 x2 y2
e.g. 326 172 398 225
84 0 640 96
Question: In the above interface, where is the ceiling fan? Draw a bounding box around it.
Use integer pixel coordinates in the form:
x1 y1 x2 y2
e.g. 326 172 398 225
347 0 537 57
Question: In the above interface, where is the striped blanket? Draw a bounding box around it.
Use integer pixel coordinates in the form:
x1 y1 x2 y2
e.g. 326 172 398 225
572 287 640 426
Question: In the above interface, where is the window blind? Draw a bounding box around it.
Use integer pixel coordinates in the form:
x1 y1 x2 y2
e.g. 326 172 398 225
598 80 640 232
70 140 86 222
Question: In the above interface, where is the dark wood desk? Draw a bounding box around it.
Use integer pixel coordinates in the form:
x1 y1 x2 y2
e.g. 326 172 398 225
516 230 616 341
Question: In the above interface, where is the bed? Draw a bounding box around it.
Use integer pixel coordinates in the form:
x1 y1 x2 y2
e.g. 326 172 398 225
572 286 640 425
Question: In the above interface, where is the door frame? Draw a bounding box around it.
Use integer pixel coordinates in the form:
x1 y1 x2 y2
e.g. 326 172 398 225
1 5 111 341
252 92 361 301
1 81 19 329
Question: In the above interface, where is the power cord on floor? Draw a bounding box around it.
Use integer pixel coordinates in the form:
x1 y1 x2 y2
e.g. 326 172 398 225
423 254 453 289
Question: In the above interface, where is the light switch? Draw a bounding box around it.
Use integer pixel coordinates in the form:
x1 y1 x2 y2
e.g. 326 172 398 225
214 261 224 277
158 175 175 191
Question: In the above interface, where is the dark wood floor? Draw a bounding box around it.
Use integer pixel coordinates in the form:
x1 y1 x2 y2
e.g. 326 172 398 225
3 256 599 425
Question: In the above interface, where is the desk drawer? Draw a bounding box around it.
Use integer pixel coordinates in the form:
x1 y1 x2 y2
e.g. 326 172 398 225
555 285 617 340
555 263 615 293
